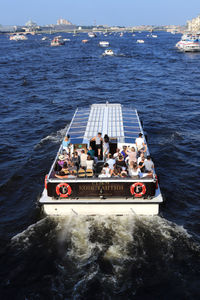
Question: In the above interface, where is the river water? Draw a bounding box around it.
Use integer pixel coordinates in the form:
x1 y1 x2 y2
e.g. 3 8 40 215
0 32 200 299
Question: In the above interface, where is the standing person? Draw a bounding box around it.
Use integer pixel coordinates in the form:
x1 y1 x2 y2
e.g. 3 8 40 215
62 134 71 153
103 134 110 160
91 132 103 160
135 133 147 155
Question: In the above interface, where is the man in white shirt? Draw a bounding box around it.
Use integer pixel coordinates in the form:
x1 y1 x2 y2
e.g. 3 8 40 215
135 133 147 154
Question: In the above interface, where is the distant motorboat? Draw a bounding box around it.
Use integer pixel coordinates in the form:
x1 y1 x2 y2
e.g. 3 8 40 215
82 39 89 43
99 41 110 47
136 39 144 44
51 37 65 46
88 32 96 38
103 49 114 56
120 32 124 37
10 34 28 41
41 36 48 41
152 35 158 38
63 38 70 42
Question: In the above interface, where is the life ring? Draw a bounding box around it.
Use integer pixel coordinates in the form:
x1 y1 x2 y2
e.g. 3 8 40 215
45 174 48 189
56 183 72 198
130 182 146 197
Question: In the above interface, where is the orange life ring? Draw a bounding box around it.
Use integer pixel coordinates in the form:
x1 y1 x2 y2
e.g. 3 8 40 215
45 174 48 189
56 183 72 198
130 182 146 197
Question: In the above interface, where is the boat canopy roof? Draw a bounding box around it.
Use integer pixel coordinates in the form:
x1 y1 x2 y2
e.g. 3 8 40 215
67 103 142 144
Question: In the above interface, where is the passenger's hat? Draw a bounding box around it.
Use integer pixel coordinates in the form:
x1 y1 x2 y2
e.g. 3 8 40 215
58 154 65 160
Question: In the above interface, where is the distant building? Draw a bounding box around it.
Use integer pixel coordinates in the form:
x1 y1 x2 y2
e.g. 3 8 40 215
25 20 38 27
57 18 72 25
187 15 200 32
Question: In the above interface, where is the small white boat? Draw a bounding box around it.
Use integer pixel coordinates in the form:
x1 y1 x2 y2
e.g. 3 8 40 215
120 32 124 37
152 35 158 38
99 41 110 47
88 32 96 38
51 37 65 46
136 39 144 44
103 49 114 56
10 34 28 41
63 38 70 42
41 36 48 41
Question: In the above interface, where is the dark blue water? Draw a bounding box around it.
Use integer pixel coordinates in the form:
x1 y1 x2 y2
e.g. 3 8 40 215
0 32 200 299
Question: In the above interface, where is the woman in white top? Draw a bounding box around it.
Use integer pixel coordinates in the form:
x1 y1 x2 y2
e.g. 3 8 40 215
128 162 141 178
80 150 87 168
86 155 94 170
99 163 111 178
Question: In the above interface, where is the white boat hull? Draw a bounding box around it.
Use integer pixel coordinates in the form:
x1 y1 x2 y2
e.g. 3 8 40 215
39 188 162 216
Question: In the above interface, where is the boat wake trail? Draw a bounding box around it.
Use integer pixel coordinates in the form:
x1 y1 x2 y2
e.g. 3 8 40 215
3 216 199 299
34 125 69 149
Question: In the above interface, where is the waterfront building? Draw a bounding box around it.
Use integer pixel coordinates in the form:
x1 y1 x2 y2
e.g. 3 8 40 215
187 15 200 32
57 18 72 26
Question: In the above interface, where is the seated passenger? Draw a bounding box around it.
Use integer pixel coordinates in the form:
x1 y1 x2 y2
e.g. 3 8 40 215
113 148 120 159
112 166 120 177
103 134 110 160
106 154 116 174
116 155 127 171
68 162 77 173
138 157 146 173
80 149 87 168
55 170 76 179
87 146 95 158
86 155 94 170
126 147 137 165
137 152 146 164
121 146 128 159
99 163 111 178
135 133 147 155
128 162 141 178
62 134 71 153
144 155 154 174
57 154 67 168
71 151 80 168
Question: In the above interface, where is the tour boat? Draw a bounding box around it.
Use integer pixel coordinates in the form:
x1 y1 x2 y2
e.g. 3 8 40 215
176 34 200 52
51 37 65 46
39 103 163 216
99 41 110 47
103 49 114 56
